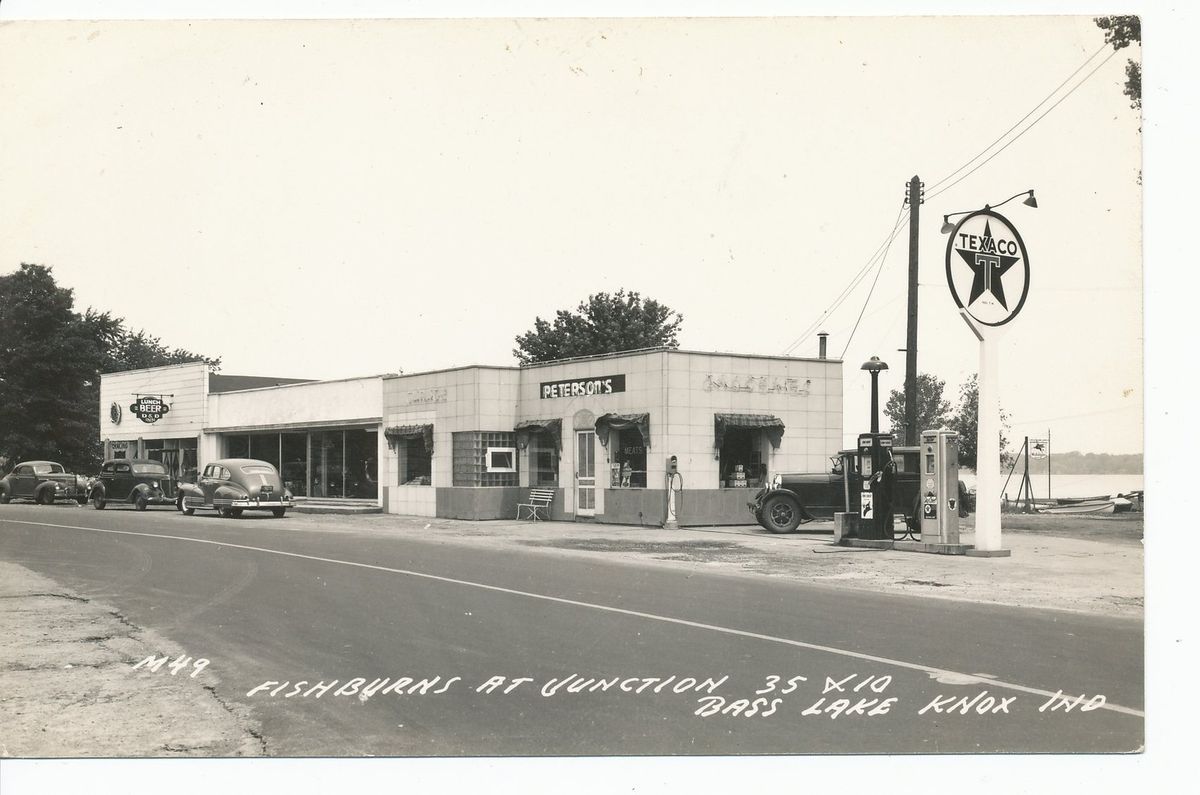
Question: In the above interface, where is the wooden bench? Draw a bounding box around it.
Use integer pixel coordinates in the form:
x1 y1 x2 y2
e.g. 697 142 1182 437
517 488 555 521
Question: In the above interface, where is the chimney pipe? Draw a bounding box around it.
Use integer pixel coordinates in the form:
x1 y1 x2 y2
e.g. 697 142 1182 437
817 332 828 360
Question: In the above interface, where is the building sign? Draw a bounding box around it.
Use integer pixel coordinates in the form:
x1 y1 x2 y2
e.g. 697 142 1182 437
1030 438 1049 459
129 395 171 424
945 209 1030 327
399 387 448 406
704 374 810 396
109 402 122 425
540 374 626 399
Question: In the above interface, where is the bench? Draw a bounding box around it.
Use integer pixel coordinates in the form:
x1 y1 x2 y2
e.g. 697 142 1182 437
517 488 555 521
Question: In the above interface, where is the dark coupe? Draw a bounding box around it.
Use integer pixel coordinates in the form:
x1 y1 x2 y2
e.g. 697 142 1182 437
0 460 88 505
89 458 177 510
177 458 293 518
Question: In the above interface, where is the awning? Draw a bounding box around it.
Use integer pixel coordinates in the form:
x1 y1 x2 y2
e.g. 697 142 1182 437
714 413 785 454
514 418 563 451
595 413 650 450
384 424 434 455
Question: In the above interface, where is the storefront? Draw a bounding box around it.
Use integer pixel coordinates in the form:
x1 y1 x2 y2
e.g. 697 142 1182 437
100 347 840 522
100 363 386 503
380 348 841 524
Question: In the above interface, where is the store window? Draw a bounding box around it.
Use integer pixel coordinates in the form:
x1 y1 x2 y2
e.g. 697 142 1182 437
453 431 518 487
398 435 432 486
609 428 647 488
344 429 378 498
281 433 308 497
226 434 250 459
144 437 199 482
714 414 785 489
530 431 559 487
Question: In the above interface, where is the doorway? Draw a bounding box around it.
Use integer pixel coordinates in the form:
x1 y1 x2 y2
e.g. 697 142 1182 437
575 430 596 518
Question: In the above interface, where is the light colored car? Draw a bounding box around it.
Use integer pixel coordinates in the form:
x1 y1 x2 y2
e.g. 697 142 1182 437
177 458 293 518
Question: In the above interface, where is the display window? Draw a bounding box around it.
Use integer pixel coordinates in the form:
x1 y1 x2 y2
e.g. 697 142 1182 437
399 436 432 485
222 428 378 499
530 431 559 487
609 428 647 488
719 428 766 489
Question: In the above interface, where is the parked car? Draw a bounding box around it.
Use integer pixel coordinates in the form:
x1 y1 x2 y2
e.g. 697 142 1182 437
177 458 293 518
0 460 88 505
88 458 177 510
748 447 924 533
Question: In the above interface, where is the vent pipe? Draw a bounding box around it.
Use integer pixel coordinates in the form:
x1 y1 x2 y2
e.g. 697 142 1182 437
817 332 829 360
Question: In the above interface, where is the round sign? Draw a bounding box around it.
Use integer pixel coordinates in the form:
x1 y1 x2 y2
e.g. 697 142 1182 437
945 209 1030 327
109 402 122 425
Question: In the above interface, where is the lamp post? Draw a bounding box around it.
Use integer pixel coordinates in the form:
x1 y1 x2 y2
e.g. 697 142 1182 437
940 189 1037 234
861 356 889 433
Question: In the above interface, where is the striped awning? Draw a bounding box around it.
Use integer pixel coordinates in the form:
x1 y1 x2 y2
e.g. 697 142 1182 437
384 424 434 454
515 418 563 451
714 413 785 453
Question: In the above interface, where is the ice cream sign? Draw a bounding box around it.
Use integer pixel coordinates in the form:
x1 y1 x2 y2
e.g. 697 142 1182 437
130 394 172 424
945 210 1030 327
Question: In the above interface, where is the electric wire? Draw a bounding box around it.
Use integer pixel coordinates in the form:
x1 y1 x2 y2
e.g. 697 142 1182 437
781 206 908 354
782 42 1121 355
839 207 905 359
926 47 1121 202
781 203 909 355
923 44 1109 194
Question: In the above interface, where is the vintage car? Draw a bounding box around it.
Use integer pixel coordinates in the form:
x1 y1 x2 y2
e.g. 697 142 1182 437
177 458 293 518
88 458 177 510
0 460 88 505
748 447 925 534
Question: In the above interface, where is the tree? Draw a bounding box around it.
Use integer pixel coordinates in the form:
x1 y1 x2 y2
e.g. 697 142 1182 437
1095 15 1141 110
0 264 218 471
946 374 1014 470
513 290 683 364
883 373 952 440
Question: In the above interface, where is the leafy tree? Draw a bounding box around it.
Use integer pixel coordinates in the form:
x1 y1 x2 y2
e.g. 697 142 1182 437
0 264 217 472
1095 15 1141 110
883 373 952 440
513 290 683 364
946 374 1014 470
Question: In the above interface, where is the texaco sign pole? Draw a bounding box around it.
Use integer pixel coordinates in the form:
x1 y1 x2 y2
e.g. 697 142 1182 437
945 208 1030 556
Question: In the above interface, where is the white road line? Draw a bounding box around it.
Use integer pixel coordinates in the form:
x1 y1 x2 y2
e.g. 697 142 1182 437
2 517 1144 718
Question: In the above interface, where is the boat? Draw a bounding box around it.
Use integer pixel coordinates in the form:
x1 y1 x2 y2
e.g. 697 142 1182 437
1052 494 1112 506
1037 499 1116 515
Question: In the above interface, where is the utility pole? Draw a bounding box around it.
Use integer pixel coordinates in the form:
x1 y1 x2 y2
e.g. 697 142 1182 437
904 175 923 445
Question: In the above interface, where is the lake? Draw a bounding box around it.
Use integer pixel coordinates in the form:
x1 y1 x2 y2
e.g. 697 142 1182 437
959 471 1143 500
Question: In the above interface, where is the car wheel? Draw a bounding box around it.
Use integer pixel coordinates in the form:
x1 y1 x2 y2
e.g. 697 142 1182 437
272 508 286 518
229 508 243 518
38 489 56 506
134 494 148 511
0 490 9 504
760 493 802 533
91 491 106 510
181 504 195 516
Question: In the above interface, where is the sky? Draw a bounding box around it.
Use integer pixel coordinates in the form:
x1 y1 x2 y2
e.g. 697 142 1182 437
0 5 1145 459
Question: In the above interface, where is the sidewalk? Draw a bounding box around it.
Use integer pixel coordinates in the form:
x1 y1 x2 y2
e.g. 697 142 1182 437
0 562 264 758
272 511 1144 619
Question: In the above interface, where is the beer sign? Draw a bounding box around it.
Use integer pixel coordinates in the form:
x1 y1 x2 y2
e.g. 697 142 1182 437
945 209 1030 327
129 395 171 424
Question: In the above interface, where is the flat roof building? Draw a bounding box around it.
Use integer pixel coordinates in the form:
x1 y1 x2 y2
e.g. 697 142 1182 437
99 347 842 526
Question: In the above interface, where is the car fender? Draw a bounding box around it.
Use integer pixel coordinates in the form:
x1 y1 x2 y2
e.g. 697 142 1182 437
214 484 249 502
90 480 108 499
760 488 816 520
129 482 156 503
177 482 204 499
34 481 59 501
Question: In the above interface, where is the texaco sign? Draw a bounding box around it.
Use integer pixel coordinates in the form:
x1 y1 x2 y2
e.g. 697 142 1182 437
945 209 1030 327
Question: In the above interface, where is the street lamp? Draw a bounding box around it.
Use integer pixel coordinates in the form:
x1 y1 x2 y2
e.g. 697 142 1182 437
940 189 1038 234
860 356 889 433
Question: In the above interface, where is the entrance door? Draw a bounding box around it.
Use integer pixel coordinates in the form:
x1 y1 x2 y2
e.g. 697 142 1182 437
575 430 596 518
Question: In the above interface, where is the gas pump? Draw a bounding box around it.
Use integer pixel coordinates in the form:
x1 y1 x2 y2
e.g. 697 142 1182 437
856 432 896 540
663 455 682 530
919 429 961 544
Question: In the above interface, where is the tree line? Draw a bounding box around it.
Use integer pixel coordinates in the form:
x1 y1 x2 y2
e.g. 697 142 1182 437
0 264 218 472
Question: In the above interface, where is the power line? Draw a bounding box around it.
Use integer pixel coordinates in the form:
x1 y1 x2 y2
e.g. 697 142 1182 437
924 44 1108 194
927 48 1121 202
840 209 904 359
782 203 909 355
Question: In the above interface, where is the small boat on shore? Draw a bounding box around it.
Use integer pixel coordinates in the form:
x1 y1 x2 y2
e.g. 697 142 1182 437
1038 499 1116 515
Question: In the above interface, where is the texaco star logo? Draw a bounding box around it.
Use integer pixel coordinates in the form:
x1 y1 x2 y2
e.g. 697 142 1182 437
944 209 1030 327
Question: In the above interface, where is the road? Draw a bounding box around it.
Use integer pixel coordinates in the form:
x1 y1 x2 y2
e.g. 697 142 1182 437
0 503 1143 756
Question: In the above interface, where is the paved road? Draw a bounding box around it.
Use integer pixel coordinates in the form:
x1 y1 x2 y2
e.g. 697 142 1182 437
0 503 1142 756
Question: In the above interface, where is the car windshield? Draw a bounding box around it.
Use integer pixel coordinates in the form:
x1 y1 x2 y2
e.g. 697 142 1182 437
32 463 64 475
241 465 275 474
132 463 168 475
